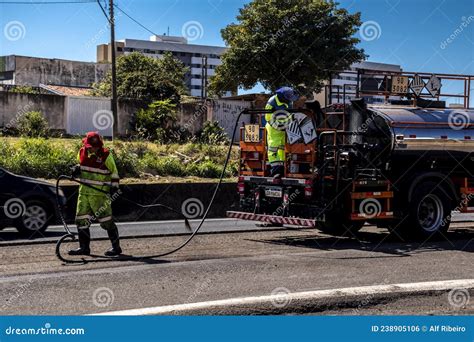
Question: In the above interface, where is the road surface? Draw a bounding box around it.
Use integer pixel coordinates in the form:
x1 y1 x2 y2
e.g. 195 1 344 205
0 218 472 315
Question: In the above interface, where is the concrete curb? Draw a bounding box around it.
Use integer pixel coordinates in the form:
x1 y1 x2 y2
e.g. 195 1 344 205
93 279 474 315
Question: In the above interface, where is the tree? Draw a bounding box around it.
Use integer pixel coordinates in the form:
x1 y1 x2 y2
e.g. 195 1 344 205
92 52 188 103
134 99 178 142
209 0 366 95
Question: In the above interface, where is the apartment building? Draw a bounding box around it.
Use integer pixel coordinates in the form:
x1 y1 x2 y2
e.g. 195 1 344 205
97 35 232 97
328 61 402 104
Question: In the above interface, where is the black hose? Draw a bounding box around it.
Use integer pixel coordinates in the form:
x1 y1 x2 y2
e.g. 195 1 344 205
55 109 246 264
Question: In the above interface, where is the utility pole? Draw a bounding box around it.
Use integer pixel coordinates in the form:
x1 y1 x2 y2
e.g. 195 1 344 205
109 0 118 138
201 56 208 99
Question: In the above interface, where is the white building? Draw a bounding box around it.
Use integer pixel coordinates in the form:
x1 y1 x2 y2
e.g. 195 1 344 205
329 61 402 104
97 35 232 97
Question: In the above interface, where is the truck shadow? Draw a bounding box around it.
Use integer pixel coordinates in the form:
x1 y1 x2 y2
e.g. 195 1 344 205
245 227 473 257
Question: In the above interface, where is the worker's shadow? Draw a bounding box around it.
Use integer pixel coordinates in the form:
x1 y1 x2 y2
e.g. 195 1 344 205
0 230 66 242
245 227 473 258
62 254 172 266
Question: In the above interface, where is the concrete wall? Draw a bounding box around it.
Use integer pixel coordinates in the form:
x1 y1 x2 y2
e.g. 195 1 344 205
179 100 207 134
207 99 253 141
0 92 66 130
118 99 147 135
0 55 110 87
61 182 239 222
0 91 202 136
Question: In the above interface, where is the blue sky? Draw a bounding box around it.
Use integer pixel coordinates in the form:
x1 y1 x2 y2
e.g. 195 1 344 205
1 0 473 98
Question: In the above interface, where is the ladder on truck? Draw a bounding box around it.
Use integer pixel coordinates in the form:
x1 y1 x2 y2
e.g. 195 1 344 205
350 179 394 220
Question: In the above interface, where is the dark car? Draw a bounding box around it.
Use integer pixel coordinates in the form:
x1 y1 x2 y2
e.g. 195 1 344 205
0 167 67 237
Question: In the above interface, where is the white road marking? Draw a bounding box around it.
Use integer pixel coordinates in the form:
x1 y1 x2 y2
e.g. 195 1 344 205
94 279 474 316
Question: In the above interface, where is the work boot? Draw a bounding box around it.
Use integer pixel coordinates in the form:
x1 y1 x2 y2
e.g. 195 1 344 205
105 225 122 257
68 228 91 255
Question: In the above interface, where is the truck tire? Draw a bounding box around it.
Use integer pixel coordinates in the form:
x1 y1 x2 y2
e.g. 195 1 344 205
255 222 283 228
317 210 365 236
394 181 452 240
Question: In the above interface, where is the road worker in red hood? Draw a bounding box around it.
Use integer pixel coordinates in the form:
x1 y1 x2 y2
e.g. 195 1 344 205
69 131 122 257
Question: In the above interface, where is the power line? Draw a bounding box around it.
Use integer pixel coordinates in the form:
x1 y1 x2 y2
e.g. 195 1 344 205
113 3 160 37
0 0 95 4
96 0 109 21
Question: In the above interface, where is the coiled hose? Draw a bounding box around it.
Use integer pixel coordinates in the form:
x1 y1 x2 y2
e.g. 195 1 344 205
55 109 254 264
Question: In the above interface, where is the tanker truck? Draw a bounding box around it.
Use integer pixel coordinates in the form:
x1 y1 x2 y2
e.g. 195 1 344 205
227 70 474 239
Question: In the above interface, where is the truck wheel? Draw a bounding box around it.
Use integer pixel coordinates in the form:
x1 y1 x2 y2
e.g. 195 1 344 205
317 211 364 236
255 222 283 228
395 181 451 240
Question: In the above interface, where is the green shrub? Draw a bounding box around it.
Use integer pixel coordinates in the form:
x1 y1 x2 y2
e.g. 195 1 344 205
110 143 141 178
9 86 39 94
17 111 49 137
195 160 223 178
0 138 239 179
198 121 229 145
3 138 76 178
135 100 177 142
142 154 186 177
0 140 14 170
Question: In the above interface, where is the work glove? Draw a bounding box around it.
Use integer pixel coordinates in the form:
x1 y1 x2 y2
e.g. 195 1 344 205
70 164 81 178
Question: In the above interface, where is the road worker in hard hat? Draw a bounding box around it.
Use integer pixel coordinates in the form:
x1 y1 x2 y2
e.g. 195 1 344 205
69 131 122 257
264 86 299 177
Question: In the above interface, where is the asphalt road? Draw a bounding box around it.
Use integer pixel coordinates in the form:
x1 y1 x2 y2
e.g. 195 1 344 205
1 213 474 244
0 220 472 315
0 218 268 244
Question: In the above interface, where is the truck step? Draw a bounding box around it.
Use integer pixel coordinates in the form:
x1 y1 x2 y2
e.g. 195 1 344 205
226 211 317 227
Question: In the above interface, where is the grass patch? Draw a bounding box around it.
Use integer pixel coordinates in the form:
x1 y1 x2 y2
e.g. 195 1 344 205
0 137 239 181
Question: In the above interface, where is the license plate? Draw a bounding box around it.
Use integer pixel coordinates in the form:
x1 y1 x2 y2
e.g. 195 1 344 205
265 187 282 198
